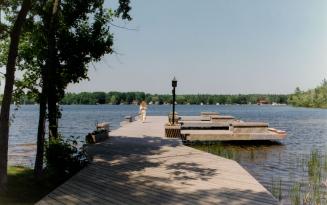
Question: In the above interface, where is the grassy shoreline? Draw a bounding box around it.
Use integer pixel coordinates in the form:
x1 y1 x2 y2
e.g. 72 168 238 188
0 166 67 205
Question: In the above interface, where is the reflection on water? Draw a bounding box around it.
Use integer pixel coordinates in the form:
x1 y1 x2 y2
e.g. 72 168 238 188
8 104 327 204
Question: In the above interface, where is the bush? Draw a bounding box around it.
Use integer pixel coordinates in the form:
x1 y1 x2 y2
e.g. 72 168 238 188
45 136 88 178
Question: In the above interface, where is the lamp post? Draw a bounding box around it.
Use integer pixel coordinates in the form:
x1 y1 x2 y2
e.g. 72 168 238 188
172 77 177 125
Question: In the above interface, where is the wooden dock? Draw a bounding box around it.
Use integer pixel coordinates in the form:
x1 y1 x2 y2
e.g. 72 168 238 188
181 130 286 141
179 115 286 142
36 116 278 205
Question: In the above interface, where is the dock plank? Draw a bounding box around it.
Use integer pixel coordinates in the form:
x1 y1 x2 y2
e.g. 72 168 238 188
182 130 285 141
36 116 278 205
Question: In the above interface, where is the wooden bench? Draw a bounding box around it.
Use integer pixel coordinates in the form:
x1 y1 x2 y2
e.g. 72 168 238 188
168 112 180 124
96 122 110 131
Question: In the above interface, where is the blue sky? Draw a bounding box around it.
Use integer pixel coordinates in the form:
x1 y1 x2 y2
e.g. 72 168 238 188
67 0 327 94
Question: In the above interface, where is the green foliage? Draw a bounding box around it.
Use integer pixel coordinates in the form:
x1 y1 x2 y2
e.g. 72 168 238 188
45 136 88 178
58 92 289 105
189 142 240 161
288 79 327 108
0 0 132 106
290 183 301 205
307 149 321 183
302 149 324 204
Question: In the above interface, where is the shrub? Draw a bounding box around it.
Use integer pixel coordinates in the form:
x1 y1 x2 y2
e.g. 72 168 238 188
45 136 88 178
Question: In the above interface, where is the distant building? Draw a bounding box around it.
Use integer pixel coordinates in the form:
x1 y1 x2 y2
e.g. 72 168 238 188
257 99 269 105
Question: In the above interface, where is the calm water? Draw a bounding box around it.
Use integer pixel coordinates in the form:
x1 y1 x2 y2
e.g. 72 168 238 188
8 104 327 201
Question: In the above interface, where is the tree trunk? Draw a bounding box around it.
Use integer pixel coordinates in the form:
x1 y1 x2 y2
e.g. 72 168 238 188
48 86 58 139
46 0 60 140
34 0 60 177
34 82 47 178
0 0 31 191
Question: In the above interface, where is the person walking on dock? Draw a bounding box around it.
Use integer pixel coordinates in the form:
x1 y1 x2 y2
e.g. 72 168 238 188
139 101 147 123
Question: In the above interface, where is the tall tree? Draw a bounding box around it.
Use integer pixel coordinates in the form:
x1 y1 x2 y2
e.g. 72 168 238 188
46 0 60 139
288 80 327 108
34 0 60 176
0 0 31 191
11 0 131 176
34 79 47 177
43 0 131 139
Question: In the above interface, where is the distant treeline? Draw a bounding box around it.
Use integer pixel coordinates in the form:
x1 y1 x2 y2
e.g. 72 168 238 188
288 80 327 108
11 81 327 108
57 92 288 105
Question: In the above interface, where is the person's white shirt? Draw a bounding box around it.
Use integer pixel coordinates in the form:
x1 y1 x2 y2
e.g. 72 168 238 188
139 101 147 122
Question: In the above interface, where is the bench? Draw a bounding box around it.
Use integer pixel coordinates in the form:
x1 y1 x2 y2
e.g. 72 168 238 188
96 122 110 131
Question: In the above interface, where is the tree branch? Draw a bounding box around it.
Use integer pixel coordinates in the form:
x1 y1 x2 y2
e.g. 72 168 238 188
109 22 138 31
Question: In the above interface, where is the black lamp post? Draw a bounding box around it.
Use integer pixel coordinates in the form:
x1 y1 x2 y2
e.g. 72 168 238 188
172 77 177 125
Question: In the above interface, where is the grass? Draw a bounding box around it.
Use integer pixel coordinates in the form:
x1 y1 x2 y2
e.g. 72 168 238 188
271 149 327 205
0 166 67 205
189 142 240 161
271 177 282 201
290 183 301 205
302 149 326 205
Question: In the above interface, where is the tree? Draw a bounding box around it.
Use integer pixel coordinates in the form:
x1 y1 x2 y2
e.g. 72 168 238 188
94 92 106 104
288 80 327 108
34 0 59 177
46 0 60 139
0 0 32 191
295 87 301 94
10 0 131 177
0 1 9 39
43 0 132 138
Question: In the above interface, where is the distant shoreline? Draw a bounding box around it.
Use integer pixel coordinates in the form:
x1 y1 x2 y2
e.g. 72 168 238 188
60 92 289 105
9 90 327 109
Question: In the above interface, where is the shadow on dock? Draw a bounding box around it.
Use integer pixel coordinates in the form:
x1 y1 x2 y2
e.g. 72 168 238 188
74 136 277 205
37 117 278 205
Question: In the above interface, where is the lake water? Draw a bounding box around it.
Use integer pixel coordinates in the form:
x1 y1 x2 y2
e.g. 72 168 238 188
8 104 327 202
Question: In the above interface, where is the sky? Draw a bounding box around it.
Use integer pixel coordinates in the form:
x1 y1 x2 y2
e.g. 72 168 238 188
67 0 325 94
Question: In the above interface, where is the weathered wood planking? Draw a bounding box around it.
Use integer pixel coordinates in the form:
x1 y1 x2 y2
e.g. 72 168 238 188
181 130 286 141
36 116 278 205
